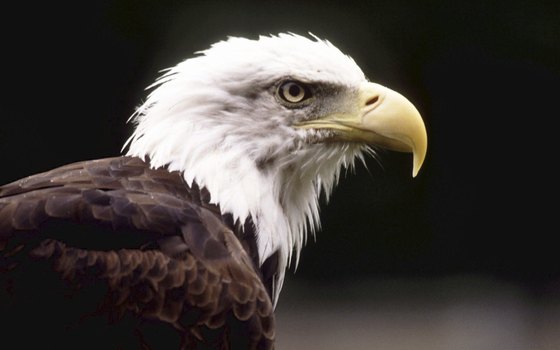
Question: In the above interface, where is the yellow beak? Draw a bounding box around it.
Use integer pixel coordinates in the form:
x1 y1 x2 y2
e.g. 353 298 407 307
295 82 428 177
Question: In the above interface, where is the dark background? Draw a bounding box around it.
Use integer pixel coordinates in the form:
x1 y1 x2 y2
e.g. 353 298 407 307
1 1 559 347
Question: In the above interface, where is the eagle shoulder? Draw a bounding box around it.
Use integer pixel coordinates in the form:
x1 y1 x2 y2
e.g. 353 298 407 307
0 156 274 349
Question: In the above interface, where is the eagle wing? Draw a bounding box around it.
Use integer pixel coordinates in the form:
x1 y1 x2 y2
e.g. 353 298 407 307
0 156 274 349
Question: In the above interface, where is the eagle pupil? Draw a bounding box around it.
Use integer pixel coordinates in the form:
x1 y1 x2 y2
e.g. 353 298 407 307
289 84 301 97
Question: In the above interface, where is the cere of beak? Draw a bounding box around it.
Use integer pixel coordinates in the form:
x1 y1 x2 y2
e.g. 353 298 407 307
295 82 428 177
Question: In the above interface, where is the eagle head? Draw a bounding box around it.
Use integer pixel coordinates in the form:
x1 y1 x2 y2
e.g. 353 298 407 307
125 33 427 302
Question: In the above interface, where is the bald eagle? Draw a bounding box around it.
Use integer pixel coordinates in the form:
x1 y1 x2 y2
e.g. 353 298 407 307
0 34 426 349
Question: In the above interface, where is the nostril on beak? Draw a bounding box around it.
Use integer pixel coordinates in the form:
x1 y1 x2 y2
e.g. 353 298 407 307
365 95 379 106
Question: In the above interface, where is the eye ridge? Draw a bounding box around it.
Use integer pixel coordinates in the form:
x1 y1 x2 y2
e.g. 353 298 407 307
278 80 313 105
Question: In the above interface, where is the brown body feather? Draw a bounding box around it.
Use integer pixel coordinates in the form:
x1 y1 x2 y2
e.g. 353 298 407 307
0 156 274 349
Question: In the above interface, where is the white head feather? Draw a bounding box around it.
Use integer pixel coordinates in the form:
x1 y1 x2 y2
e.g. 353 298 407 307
125 33 370 304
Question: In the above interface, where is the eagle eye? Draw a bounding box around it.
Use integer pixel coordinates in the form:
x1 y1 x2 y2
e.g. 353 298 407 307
277 81 312 105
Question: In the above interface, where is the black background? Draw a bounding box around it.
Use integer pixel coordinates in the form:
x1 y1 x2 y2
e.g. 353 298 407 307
1 0 559 292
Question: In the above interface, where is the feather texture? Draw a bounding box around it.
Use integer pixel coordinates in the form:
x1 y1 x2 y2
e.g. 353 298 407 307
0 156 274 349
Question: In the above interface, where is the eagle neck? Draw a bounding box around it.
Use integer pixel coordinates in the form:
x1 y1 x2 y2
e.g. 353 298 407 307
188 158 296 305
